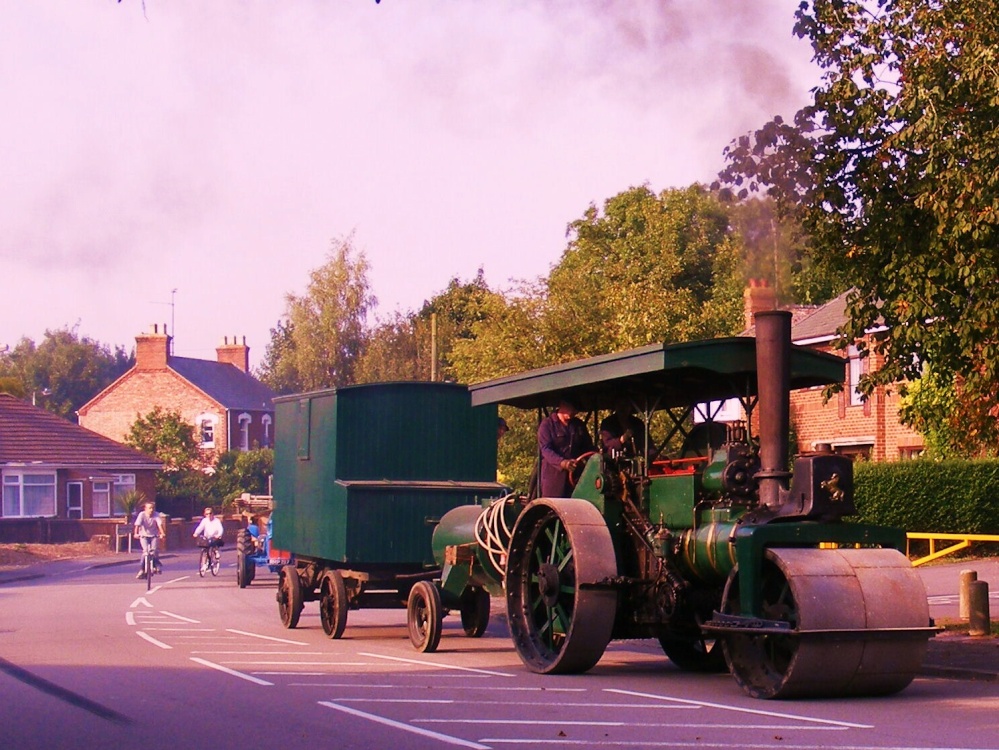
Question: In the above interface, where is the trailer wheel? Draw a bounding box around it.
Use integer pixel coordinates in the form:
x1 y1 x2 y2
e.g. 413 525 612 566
319 570 348 639
277 565 304 629
407 581 443 653
459 586 490 638
505 498 617 674
658 635 726 672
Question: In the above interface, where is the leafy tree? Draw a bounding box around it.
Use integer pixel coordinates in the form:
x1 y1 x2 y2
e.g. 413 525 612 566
256 318 301 395
263 234 375 392
544 184 744 361
209 448 274 507
717 1 999 406
899 367 999 459
0 326 132 420
124 407 206 497
355 312 425 383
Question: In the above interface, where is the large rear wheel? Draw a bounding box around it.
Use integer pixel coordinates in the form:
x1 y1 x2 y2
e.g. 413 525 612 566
720 547 931 698
505 498 617 674
277 565 304 629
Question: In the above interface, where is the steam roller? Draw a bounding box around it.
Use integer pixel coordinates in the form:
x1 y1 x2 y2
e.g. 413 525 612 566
431 309 936 699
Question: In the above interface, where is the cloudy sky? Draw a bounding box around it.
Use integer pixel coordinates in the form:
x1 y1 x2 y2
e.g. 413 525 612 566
1 1 818 369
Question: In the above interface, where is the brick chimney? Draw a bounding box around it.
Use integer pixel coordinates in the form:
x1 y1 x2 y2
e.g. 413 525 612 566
217 335 249 373
744 279 777 330
135 324 171 371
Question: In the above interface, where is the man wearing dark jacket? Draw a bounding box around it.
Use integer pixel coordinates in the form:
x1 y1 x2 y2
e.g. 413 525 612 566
537 399 594 497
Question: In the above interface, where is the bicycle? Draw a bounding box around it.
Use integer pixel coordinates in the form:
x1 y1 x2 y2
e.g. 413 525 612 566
198 537 222 577
139 541 157 591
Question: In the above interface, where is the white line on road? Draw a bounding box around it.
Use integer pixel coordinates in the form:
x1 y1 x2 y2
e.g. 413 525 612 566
191 651 326 655
288 683 587 692
318 701 490 750
136 631 171 649
222 661 372 666
420 719 846 730
604 689 873 729
140 628 216 631
226 629 309 645
130 597 153 608
359 652 514 677
125 612 135 626
340 699 697 709
159 610 200 623
190 657 273 686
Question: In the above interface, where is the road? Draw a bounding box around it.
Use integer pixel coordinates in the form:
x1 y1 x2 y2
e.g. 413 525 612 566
1 550 997 750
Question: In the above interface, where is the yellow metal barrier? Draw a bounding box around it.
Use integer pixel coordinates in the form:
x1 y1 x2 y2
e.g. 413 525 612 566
906 532 999 566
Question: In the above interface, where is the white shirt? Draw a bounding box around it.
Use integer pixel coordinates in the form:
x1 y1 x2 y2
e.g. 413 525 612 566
193 516 224 540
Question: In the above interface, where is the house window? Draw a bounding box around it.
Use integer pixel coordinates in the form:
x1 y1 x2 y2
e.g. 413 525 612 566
261 415 272 448
92 481 111 517
2 472 57 518
112 474 136 516
238 413 252 451
848 345 864 406
197 413 218 448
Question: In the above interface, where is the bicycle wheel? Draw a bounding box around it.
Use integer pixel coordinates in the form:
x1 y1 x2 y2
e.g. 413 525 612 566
145 552 153 591
210 547 221 576
199 548 209 577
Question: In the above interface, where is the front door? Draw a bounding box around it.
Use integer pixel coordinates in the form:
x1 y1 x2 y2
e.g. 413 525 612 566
67 481 83 519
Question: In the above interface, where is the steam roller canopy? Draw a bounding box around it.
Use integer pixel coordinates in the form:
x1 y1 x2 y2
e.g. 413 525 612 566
722 547 931 699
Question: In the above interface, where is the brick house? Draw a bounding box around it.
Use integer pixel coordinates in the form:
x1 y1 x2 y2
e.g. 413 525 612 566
0 393 161 521
743 283 924 461
78 325 277 464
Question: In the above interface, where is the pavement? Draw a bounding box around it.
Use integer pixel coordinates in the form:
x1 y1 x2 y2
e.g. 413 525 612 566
1 550 997 683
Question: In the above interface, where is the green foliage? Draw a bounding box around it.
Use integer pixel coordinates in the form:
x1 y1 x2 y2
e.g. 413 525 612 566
718 1 999 410
854 460 999 534
545 185 745 360
900 367 999 459
208 448 274 507
0 326 132 420
259 234 375 392
124 407 205 498
115 489 146 519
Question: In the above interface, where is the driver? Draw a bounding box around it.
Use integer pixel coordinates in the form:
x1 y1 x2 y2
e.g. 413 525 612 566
537 398 594 498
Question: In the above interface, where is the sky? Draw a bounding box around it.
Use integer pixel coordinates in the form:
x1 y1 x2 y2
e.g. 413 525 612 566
1 1 819 370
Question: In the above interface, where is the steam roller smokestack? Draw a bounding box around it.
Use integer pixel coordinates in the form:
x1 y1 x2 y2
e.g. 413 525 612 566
754 310 792 508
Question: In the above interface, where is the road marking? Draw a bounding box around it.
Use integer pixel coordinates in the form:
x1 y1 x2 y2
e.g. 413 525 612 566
222 661 372 666
136 631 171 649
421 719 845 730
339 699 697 709
130 596 153 608
359 652 515 677
125 612 135 626
190 657 273 686
604 689 873 729
141 627 216 631
289 683 587 691
191 651 326 655
159 610 200 623
319 701 490 750
226 628 309 644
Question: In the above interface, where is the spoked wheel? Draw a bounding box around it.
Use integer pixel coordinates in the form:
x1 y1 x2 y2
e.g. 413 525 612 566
199 548 209 577
505 498 617 674
277 565 304 629
319 570 349 639
659 635 727 673
720 548 931 699
210 547 221 576
407 581 443 653
459 586 491 638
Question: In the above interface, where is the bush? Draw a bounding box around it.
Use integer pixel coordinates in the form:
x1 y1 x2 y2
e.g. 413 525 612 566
853 459 999 534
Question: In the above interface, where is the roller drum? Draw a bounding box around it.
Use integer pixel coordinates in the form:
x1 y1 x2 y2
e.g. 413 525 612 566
722 547 931 699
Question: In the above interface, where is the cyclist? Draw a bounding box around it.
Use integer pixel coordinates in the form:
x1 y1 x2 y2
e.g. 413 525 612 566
133 500 166 578
192 506 225 552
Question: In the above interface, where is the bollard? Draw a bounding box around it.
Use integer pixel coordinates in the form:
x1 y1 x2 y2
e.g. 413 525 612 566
959 569 978 620
968 580 991 637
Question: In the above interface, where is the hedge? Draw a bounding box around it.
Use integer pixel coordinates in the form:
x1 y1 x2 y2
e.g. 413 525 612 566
853 459 999 534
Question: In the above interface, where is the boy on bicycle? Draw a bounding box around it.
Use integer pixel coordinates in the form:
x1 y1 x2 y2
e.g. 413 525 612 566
133 501 166 578
193 507 224 549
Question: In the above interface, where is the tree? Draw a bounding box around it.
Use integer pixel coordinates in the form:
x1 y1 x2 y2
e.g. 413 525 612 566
544 185 745 361
355 312 425 383
718 1 999 405
262 234 375 392
0 326 132 420
124 407 206 497
209 448 275 507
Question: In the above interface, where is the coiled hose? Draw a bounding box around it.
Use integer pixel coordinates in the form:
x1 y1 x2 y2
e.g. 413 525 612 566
473 493 519 578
